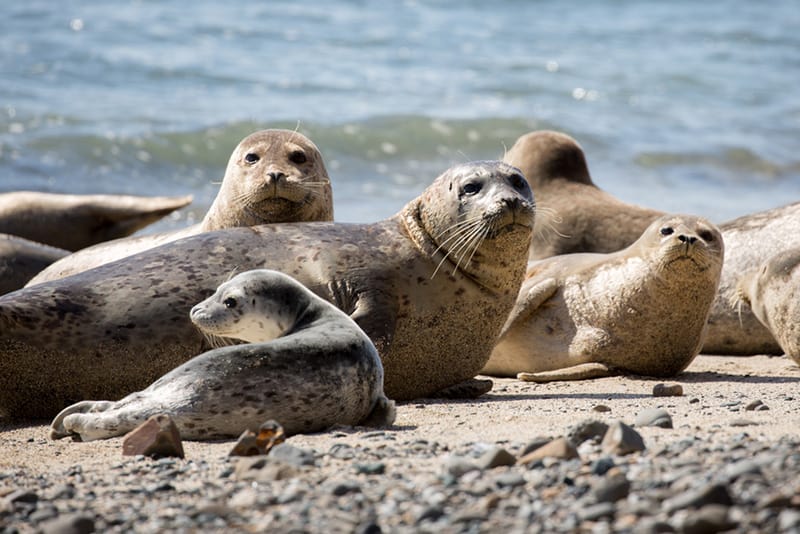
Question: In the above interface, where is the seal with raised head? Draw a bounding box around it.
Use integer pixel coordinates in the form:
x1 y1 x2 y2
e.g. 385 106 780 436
703 201 800 355
49 269 396 441
0 234 69 295
28 129 334 284
503 130 663 259
483 214 724 381
734 247 800 365
0 191 192 251
0 160 534 419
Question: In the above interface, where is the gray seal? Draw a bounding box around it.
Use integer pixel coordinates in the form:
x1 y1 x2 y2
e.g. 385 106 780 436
0 160 534 419
0 234 69 295
734 247 800 364
703 201 800 355
28 129 334 285
49 269 395 440
483 214 724 381
0 191 192 251
503 130 662 259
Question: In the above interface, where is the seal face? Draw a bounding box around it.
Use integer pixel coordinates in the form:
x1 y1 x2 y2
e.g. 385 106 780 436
49 269 395 440
0 160 534 419
0 191 192 252
703 201 800 355
28 129 333 285
735 247 800 365
503 130 663 259
483 214 724 381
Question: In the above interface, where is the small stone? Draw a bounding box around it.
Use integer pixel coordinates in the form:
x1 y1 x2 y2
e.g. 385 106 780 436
444 455 479 478
234 456 298 482
676 504 736 534
652 383 683 397
663 483 733 513
228 430 262 457
354 462 385 475
519 436 552 456
579 501 616 521
476 446 516 469
5 489 38 505
601 421 645 455
744 399 764 411
329 481 361 496
566 419 609 447
722 459 762 482
757 491 792 509
269 443 315 467
328 443 356 460
589 470 630 503
121 414 184 459
593 404 611 412
634 408 673 429
778 509 800 531
256 420 286 453
729 418 757 427
416 505 445 523
518 437 579 464
591 457 615 476
495 471 526 488
41 513 96 534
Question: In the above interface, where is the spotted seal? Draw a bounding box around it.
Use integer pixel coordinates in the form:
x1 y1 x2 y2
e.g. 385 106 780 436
49 269 395 440
0 234 69 295
0 160 534 419
503 130 663 259
483 214 724 381
703 201 800 355
28 129 333 285
0 191 192 251
734 247 800 364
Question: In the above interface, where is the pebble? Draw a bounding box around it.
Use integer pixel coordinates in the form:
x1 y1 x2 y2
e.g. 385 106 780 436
269 443 316 467
601 421 646 455
518 437 579 464
121 414 185 459
652 383 683 397
476 446 516 469
663 483 733 513
40 513 96 534
634 408 673 429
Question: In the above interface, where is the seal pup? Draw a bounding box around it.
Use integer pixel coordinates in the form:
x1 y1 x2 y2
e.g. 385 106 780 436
49 269 395 441
0 191 192 251
734 247 800 364
0 160 534 419
28 129 334 284
503 130 663 259
703 201 800 355
0 234 69 294
483 214 724 381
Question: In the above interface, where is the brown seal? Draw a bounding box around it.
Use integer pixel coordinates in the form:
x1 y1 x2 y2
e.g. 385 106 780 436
735 247 800 364
503 130 663 259
0 234 69 295
0 160 534 419
483 214 724 381
49 269 395 441
702 201 800 355
28 129 333 285
0 191 191 251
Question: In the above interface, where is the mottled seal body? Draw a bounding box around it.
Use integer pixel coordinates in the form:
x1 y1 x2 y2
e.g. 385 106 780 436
49 269 395 441
483 214 724 381
0 160 534 418
0 191 192 251
735 248 800 364
703 201 800 355
0 234 69 294
503 130 662 260
29 129 333 285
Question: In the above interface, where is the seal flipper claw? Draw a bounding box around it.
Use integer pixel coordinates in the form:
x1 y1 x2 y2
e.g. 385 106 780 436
49 400 115 440
517 363 614 383
429 378 493 399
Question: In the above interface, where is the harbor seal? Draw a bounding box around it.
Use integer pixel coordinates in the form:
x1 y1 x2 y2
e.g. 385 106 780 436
734 247 800 364
0 160 534 419
49 269 395 441
0 234 69 295
482 214 724 381
703 201 800 355
28 129 334 285
0 191 192 251
503 130 663 259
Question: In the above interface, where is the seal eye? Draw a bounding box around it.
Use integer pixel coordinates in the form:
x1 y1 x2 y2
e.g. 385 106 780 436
463 182 482 196
660 227 674 236
288 150 307 164
244 153 260 165
223 297 237 309
699 230 714 242
510 174 527 191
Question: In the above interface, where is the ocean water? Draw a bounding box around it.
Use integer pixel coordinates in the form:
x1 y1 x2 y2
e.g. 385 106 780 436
1 0 798 230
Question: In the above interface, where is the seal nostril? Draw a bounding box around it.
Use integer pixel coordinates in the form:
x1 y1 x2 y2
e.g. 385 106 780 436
678 235 687 243
267 172 285 181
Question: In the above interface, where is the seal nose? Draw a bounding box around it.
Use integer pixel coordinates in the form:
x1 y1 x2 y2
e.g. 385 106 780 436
266 171 285 182
678 235 697 244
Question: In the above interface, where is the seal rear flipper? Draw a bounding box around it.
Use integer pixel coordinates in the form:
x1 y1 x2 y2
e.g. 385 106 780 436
499 277 559 339
359 396 397 427
428 378 494 399
517 362 614 383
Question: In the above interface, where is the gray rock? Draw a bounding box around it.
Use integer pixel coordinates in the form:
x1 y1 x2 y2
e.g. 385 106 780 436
676 504 736 534
663 483 733 513
567 420 610 447
591 457 615 476
634 408 673 429
495 471 526 488
778 509 800 531
652 383 683 397
234 456 299 482
589 471 630 503
476 446 516 469
578 501 616 521
269 443 316 467
444 455 479 478
41 513 96 534
601 421 646 455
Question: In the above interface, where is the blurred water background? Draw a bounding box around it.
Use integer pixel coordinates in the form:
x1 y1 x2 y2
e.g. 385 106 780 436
2 0 798 230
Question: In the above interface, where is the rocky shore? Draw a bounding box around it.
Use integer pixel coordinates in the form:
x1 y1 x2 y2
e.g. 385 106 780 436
2 354 799 533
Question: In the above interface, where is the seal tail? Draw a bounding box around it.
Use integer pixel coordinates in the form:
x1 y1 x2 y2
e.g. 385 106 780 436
359 396 397 428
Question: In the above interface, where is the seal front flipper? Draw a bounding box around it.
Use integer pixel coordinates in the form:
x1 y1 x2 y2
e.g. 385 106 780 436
517 363 614 382
328 279 397 354
499 277 559 339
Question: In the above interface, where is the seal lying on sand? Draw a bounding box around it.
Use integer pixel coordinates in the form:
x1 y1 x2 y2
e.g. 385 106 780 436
0 234 69 294
0 191 191 251
735 247 800 365
703 201 800 355
483 214 724 381
49 269 395 441
0 160 534 419
28 129 334 285
503 130 662 260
